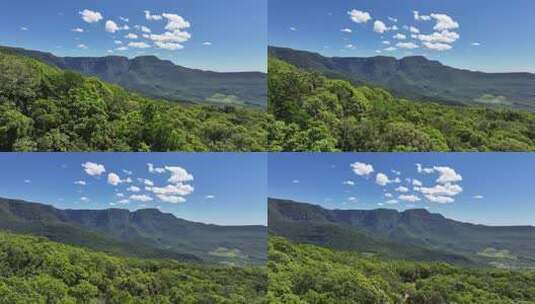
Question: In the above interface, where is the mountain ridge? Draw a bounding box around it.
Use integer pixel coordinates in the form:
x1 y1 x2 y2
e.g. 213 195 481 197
1 45 267 106
269 46 535 111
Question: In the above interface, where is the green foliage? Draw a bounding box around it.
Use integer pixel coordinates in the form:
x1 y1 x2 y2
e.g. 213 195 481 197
268 58 535 152
0 231 267 303
268 237 535 304
0 50 267 151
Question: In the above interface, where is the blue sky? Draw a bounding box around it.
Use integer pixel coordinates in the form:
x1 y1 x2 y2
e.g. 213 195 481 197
269 0 535 73
269 153 535 227
0 0 266 72
0 153 267 226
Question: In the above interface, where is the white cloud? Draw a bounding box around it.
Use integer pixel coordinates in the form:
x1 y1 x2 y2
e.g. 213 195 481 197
129 42 150 48
206 195 215 199
166 166 194 184
72 28 84 33
472 42 481 46
144 10 163 21
409 26 420 34
347 196 357 202
114 40 123 45
393 33 406 40
343 180 355 186
382 40 391 45
376 173 391 186
341 28 352 33
122 169 132 175
399 194 421 202
433 166 462 184
417 30 459 44
155 42 184 50
345 44 356 49
80 196 89 202
105 20 120 33
125 33 138 39
116 193 125 198
413 11 431 21
148 183 194 196
79 9 103 23
348 9 372 23
202 41 212 46
24 179 31 184
473 195 484 199
388 17 398 23
391 169 401 176
415 183 463 197
157 194 185 204
292 179 300 184
423 42 452 51
115 46 128 51
119 16 129 23
385 193 393 198
20 27 29 31
416 164 435 174
351 162 374 176
391 25 399 31
431 13 459 31
107 173 123 186
373 20 388 34
386 199 398 205
147 163 165 173
395 186 409 193
142 179 154 186
117 199 130 204
74 180 86 186
82 162 105 176
397 42 419 49
425 195 454 204
127 186 141 192
130 194 153 202
163 13 191 31
412 179 423 187
77 44 88 49
289 27 297 31
384 47 396 52
141 26 152 33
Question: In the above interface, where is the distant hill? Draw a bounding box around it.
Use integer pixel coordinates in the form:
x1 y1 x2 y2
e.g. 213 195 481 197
269 46 535 111
1 45 267 107
0 197 267 265
269 198 535 268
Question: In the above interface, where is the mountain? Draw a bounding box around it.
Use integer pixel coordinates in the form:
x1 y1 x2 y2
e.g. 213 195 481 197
0 197 267 265
269 198 535 268
1 45 267 107
269 46 535 111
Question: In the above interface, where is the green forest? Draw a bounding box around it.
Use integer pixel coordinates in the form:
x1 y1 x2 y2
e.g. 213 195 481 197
268 58 535 152
0 231 267 303
0 49 267 152
268 237 535 304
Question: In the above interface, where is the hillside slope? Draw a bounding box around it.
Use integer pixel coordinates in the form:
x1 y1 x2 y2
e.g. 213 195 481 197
269 199 535 268
0 197 267 265
3 45 267 106
269 46 535 111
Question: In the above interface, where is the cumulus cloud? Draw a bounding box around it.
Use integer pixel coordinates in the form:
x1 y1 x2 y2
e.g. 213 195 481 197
417 30 459 44
423 42 452 51
125 33 138 39
165 166 194 184
385 193 393 198
373 20 388 34
473 195 484 199
347 196 358 202
409 26 420 34
82 162 105 176
77 44 88 49
147 163 165 174
397 42 419 49
351 162 374 176
415 183 463 197
348 9 372 23
376 173 391 186
115 46 128 51
395 186 409 193
130 194 153 202
127 186 141 192
393 33 406 40
384 47 396 52
433 166 462 184
122 169 133 175
472 42 481 46
412 179 423 187
148 183 194 196
399 194 421 202
155 42 184 50
119 16 129 23
107 173 123 186
388 17 398 23
202 41 212 46
141 26 151 33
105 20 119 33
416 163 434 174
341 28 352 33
382 40 391 45
74 180 86 186
72 28 84 33
289 27 297 31
386 199 398 205
431 13 459 31
345 44 356 49
80 196 89 202
413 11 431 21
129 41 150 48
157 195 185 204
163 13 190 30
425 195 454 204
79 9 103 23
116 193 124 198
343 180 355 186
206 195 215 199
144 10 163 21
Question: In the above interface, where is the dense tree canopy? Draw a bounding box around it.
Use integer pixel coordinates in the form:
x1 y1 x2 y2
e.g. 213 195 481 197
268 58 535 152
0 50 267 152
0 231 267 303
268 237 535 304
